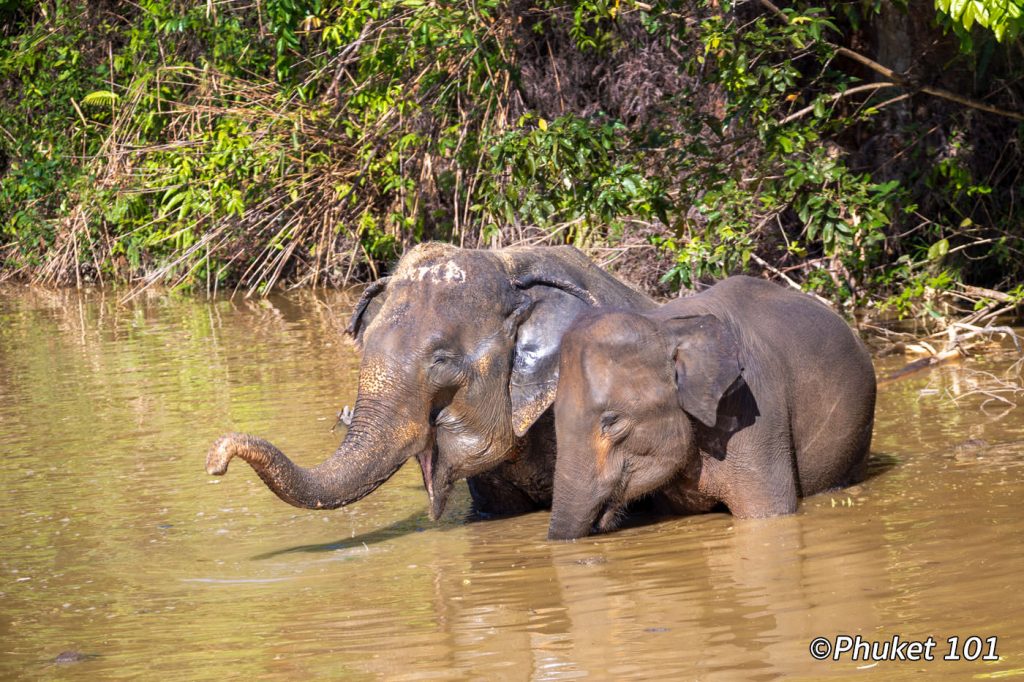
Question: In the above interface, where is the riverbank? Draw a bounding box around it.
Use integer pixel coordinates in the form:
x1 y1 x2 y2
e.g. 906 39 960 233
3 2 1023 320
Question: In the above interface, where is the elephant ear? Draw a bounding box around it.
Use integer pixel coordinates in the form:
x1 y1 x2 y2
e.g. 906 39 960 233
345 277 390 349
508 276 598 437
667 314 744 430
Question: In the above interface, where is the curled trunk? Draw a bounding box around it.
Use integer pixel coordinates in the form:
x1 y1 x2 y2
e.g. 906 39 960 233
206 402 425 509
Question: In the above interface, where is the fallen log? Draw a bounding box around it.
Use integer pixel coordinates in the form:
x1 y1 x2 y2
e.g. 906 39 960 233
878 347 965 385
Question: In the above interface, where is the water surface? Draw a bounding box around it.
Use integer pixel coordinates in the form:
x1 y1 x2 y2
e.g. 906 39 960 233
1 287 1022 679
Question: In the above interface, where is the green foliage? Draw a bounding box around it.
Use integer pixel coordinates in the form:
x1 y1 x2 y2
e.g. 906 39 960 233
568 0 622 52
0 0 1021 319
651 2 904 300
935 0 1024 42
0 0 515 288
480 114 668 242
265 0 321 81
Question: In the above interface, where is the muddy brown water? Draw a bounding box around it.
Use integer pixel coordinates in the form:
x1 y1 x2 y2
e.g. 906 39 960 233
1 286 1023 680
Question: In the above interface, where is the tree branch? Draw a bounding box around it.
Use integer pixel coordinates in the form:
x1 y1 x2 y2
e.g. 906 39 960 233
748 252 834 308
780 81 898 124
758 0 1024 123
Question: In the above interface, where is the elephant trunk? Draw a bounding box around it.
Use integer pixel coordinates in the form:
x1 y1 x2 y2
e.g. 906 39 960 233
206 393 427 510
547 477 607 541
548 504 602 541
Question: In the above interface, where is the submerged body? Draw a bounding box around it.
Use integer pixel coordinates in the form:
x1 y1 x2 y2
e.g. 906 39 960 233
548 276 876 540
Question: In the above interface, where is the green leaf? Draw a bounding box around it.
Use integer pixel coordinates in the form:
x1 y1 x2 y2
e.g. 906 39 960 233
928 238 950 261
962 2 976 29
81 90 119 107
160 189 187 216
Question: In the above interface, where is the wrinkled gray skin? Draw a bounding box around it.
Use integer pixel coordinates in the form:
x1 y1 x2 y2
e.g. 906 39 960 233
207 242 653 520
548 276 876 540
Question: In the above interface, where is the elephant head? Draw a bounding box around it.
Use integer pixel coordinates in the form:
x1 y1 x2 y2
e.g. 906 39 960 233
207 243 651 520
547 310 746 540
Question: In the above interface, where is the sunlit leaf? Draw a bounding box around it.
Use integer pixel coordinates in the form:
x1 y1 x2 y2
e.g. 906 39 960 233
81 90 119 107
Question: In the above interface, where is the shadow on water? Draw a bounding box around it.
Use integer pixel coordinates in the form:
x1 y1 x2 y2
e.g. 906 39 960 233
250 504 503 559
865 451 899 479
252 510 435 559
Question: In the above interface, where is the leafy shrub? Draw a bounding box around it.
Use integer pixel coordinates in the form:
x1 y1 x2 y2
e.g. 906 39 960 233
0 0 1021 322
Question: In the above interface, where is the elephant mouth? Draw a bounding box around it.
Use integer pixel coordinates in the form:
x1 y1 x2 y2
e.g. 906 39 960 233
594 500 622 534
417 447 436 505
417 443 451 521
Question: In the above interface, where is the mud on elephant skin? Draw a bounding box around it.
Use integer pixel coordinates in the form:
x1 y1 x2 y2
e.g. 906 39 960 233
206 242 654 521
547 275 876 540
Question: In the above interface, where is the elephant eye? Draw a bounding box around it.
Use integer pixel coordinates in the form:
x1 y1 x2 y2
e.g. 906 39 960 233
429 351 465 386
431 351 454 366
600 411 631 440
598 409 630 440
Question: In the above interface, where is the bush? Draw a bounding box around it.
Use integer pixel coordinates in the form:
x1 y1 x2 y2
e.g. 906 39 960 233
1 0 1022 323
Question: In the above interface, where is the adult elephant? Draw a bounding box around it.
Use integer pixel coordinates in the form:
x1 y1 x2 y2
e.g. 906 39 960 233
206 242 654 519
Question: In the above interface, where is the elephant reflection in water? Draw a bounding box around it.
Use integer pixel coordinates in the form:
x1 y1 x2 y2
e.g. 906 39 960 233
540 514 888 678
296 510 889 679
440 517 886 679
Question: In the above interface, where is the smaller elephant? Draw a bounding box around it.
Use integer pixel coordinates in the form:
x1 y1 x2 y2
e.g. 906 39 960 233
548 276 876 540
